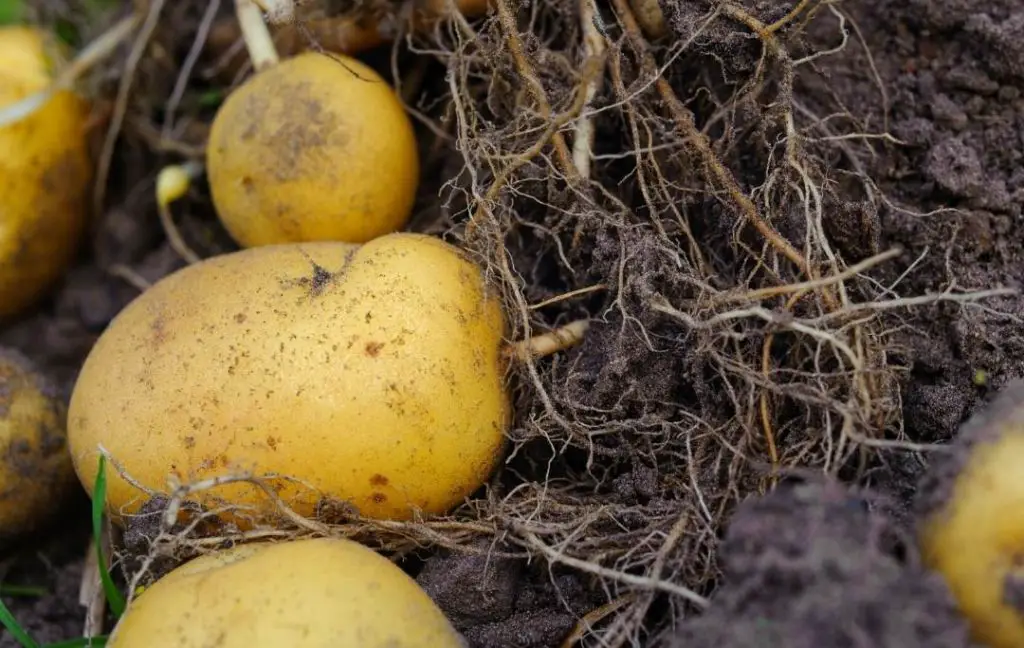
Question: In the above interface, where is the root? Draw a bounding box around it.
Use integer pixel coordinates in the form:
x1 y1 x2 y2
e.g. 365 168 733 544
93 1 165 220
571 0 606 180
493 0 579 182
506 319 591 362
612 0 811 281
560 594 636 647
514 524 709 608
628 0 668 39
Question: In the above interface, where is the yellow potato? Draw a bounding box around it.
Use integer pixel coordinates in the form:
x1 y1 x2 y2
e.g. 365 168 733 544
206 51 420 247
917 381 1024 648
67 233 508 525
0 26 92 321
0 347 76 544
107 536 465 647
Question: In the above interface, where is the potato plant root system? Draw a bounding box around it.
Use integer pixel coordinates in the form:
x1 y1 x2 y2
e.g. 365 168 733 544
2 0 1023 646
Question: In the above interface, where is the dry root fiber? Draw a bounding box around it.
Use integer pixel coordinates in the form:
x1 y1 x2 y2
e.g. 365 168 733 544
63 0 1018 646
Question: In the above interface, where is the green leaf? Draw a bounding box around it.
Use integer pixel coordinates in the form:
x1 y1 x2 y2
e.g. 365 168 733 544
0 0 24 26
0 595 39 648
53 19 79 47
0 584 47 598
198 89 225 108
92 455 126 617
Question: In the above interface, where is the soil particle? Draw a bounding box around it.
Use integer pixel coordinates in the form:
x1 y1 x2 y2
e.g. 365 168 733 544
660 480 972 648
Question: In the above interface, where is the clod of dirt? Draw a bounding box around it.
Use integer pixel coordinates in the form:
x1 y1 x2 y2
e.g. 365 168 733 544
417 546 598 648
416 544 523 628
660 480 972 648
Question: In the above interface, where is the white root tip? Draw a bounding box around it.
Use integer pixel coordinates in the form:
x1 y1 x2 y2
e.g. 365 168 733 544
510 319 591 362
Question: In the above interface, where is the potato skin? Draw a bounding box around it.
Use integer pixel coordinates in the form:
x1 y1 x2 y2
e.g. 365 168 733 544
68 233 508 524
0 348 76 545
916 381 1024 648
0 27 92 321
206 51 420 247
107 537 466 647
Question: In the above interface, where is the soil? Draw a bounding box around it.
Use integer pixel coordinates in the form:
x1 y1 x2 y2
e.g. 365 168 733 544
662 479 973 648
1 0 1023 646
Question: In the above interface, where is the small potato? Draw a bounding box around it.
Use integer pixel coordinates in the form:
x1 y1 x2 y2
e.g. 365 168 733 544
0 26 92 321
107 536 466 647
68 233 509 525
916 380 1024 648
0 348 76 544
206 51 420 247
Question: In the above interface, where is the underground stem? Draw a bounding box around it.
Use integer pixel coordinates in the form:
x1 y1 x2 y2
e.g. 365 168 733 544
236 0 280 71
507 320 591 362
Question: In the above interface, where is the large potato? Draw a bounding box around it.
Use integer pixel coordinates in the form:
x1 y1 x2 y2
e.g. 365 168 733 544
0 347 76 545
916 381 1024 648
206 51 420 247
0 26 92 321
108 536 465 647
67 233 509 525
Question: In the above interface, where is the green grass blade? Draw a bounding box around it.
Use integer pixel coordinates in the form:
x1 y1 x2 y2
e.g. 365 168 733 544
0 584 47 598
0 0 24 26
0 595 39 648
92 455 126 617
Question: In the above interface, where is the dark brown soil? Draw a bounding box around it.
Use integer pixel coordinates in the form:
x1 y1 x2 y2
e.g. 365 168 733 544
660 479 972 648
2 0 1023 645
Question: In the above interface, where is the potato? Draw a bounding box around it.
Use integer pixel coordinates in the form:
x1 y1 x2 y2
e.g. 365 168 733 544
0 347 76 545
0 26 92 321
206 51 420 248
67 233 508 525
916 380 1024 648
107 536 465 647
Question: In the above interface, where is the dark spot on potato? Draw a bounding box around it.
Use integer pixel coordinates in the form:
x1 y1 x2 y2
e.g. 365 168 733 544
309 263 333 296
370 474 389 487
240 175 255 193
183 436 196 449
267 436 278 450
150 314 169 346
365 341 385 357
371 492 388 504
282 250 356 299
234 312 247 323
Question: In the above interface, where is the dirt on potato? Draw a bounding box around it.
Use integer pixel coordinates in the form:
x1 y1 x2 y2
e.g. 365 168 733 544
2 0 1023 646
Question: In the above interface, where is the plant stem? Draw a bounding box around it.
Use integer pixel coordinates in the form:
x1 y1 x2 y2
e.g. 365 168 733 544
252 0 295 24
236 0 279 72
